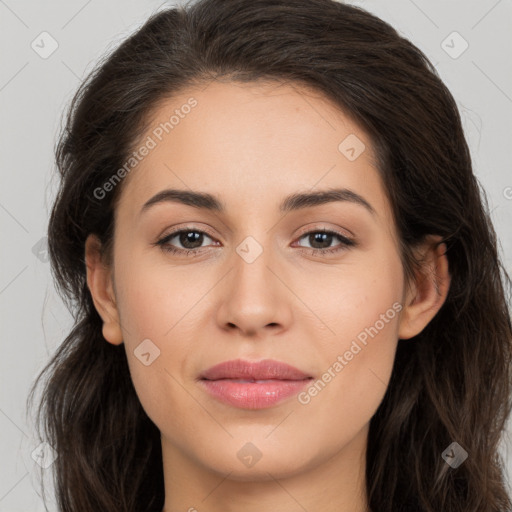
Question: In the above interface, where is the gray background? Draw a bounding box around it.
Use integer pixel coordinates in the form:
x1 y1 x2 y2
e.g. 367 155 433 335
1 0 511 509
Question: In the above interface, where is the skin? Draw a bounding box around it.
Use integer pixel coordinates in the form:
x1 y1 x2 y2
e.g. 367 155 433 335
85 80 450 512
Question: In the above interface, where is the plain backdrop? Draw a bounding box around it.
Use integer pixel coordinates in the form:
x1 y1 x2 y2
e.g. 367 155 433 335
1 0 511 510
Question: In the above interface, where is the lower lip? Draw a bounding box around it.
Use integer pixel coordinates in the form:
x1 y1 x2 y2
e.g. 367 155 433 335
199 378 311 409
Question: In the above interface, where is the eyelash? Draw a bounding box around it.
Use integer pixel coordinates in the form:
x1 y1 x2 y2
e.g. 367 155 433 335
154 226 356 257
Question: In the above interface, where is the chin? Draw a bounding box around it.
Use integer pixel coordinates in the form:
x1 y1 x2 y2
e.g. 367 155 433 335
199 443 318 482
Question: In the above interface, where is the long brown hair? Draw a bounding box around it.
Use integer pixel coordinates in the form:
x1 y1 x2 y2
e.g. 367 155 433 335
27 0 512 510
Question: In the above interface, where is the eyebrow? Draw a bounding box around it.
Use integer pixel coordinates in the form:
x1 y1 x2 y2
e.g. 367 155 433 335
139 187 375 216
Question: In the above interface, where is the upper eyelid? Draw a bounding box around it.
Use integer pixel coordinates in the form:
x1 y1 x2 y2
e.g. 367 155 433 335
295 225 352 239
161 226 216 242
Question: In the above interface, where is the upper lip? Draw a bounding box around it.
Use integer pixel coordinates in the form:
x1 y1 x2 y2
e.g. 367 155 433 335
200 359 312 381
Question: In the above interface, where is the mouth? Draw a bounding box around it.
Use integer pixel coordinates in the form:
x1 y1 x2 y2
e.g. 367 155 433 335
198 358 313 409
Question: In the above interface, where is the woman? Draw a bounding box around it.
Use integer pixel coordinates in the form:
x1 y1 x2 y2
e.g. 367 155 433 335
27 0 512 510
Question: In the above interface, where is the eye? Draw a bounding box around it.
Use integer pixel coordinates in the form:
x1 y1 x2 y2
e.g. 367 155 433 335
293 228 356 255
155 228 217 257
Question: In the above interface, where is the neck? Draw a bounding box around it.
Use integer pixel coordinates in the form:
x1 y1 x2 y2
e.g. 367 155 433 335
161 424 370 512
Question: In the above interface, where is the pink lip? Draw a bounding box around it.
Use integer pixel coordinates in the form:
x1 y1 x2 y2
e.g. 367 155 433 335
199 359 313 409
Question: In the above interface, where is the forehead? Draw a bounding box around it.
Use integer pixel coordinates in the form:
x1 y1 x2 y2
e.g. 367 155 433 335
115 79 389 223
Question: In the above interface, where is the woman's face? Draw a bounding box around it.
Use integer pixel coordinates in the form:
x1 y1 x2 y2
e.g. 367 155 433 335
86 80 443 485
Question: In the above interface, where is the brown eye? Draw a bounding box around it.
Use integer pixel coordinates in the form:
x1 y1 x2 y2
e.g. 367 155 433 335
156 228 216 255
295 229 355 255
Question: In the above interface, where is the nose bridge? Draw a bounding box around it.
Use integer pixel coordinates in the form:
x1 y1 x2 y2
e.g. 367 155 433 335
232 232 275 299
215 230 292 335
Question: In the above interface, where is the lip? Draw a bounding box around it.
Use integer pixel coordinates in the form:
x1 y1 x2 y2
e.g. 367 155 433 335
199 358 313 410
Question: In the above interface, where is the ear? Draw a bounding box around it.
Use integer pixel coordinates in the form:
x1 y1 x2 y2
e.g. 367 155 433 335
398 236 451 340
84 234 123 345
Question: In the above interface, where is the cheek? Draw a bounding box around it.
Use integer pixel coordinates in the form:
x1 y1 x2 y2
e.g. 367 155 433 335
328 245 403 373
299 248 403 433
111 251 202 417
114 248 207 340
298 237 403 350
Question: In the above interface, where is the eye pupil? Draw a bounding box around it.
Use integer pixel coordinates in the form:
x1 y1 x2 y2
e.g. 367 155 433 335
180 231 203 249
310 232 333 249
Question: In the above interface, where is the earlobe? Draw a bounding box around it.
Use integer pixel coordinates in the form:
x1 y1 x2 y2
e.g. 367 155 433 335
398 237 451 340
84 234 124 345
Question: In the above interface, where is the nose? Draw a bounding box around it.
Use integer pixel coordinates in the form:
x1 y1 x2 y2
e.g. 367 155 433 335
215 238 293 338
